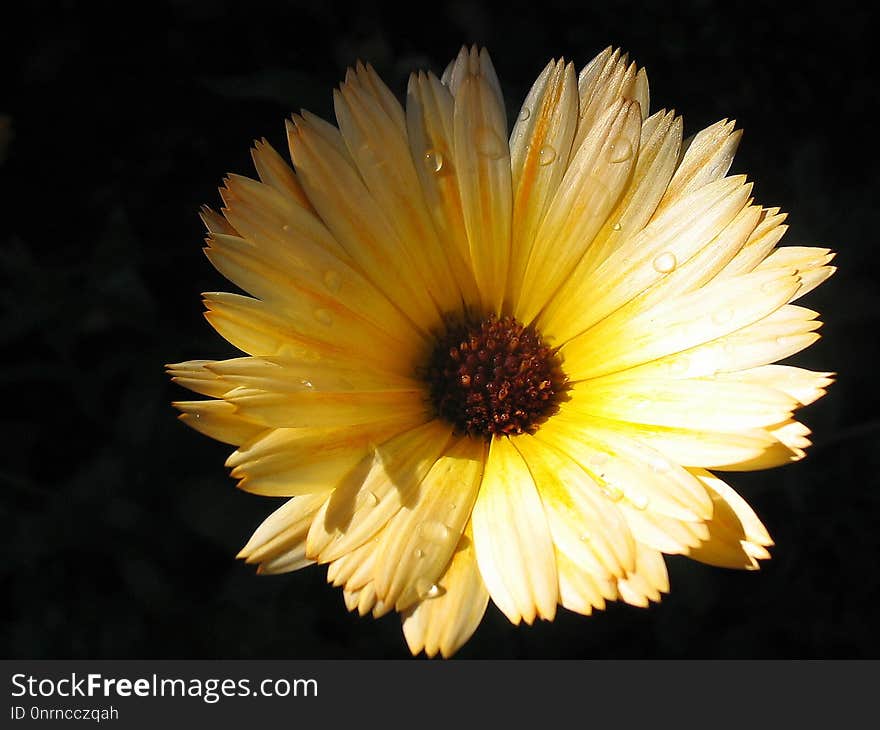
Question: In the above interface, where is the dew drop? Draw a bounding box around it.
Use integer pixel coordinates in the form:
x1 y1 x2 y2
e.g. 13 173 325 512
538 145 557 166
323 270 342 293
629 492 649 510
761 279 779 295
610 136 634 163
612 221 622 231
424 148 444 173
580 531 592 542
414 548 425 559
299 379 314 389
601 484 623 502
419 521 452 544
314 308 333 326
282 224 290 232
652 252 677 274
712 307 734 325
476 126 505 159
650 456 671 474
667 357 690 376
518 106 531 122
416 578 446 600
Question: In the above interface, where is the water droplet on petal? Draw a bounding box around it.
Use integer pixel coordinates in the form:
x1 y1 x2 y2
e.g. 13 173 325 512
361 491 379 508
419 521 451 544
476 126 505 159
650 456 671 474
610 135 634 163
299 379 314 389
580 531 592 542
538 145 556 166
667 357 690 377
416 578 445 600
629 492 649 510
424 148 444 173
712 307 734 325
314 308 333 326
414 548 425 559
761 279 779 295
612 221 622 231
282 224 290 232
323 270 342 293
518 106 531 121
652 252 677 274
602 484 623 502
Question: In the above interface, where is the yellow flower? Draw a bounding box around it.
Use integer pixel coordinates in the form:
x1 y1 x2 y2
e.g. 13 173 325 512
167 46 835 658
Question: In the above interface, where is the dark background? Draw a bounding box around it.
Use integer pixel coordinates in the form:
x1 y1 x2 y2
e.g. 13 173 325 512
2 0 877 659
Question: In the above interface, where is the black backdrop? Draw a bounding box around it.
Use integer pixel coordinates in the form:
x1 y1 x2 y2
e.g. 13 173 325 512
3 0 877 659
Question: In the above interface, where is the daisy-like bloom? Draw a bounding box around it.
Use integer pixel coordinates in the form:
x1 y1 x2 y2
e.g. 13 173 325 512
167 46 835 658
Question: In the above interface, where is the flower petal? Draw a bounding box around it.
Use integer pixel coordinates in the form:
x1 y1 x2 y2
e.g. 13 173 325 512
515 97 642 323
373 437 487 611
452 47 513 313
288 112 441 329
686 468 773 569
334 64 464 314
225 417 425 496
307 420 454 562
402 521 490 658
172 399 265 446
471 436 558 625
506 59 579 310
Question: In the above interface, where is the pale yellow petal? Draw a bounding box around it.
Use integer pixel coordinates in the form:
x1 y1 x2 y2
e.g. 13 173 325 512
405 71 481 308
601 304 822 381
288 113 441 328
250 137 314 212
541 175 753 344
513 433 635 580
202 292 422 375
657 119 741 211
568 376 799 431
714 365 834 406
172 399 265 446
402 521 490 659
471 436 558 624
204 226 426 361
537 414 714 520
334 66 464 314
686 468 773 570
219 172 345 259
227 387 427 430
237 492 329 567
453 50 512 313
307 420 454 562
373 437 487 611
717 207 789 278
555 550 612 615
506 59 579 310
225 417 425 496
562 268 801 381
573 47 642 153
515 98 642 323
575 110 683 275
166 359 235 398
615 542 669 607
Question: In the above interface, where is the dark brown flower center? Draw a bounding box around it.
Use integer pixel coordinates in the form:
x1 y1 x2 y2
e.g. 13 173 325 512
426 314 569 439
